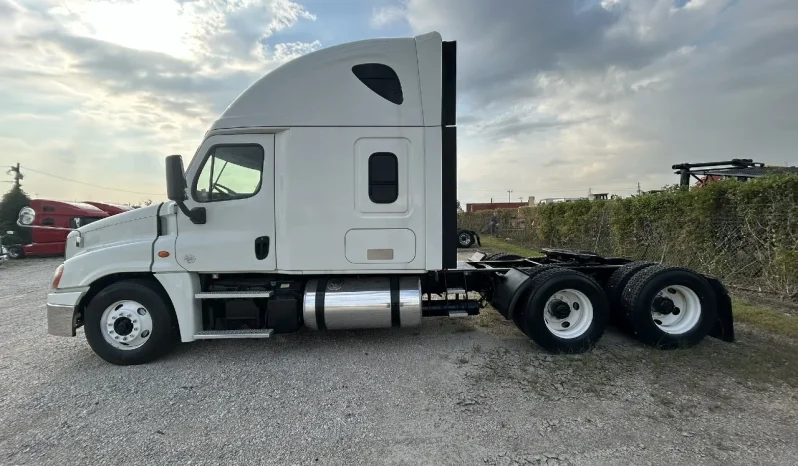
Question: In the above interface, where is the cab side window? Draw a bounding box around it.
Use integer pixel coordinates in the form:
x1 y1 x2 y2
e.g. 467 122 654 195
193 145 264 202
368 152 398 204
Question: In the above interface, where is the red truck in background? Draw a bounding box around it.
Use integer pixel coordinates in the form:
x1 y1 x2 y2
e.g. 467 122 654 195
83 201 133 216
8 200 111 258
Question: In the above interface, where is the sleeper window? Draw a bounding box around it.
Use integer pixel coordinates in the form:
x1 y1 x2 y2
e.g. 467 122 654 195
368 152 398 204
193 145 264 202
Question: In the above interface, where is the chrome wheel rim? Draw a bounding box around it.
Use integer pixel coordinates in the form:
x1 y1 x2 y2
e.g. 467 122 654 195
100 300 153 350
543 289 594 339
651 285 701 335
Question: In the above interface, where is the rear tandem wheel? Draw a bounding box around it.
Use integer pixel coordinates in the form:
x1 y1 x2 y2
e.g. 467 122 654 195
515 267 609 354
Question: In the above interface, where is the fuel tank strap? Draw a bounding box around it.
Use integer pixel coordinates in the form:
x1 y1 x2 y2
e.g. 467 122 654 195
390 276 400 327
315 278 327 330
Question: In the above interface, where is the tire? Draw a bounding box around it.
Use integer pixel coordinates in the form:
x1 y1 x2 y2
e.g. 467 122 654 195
84 279 176 365
457 230 475 248
510 264 562 330
7 246 23 259
486 252 523 261
605 261 656 327
516 267 609 353
620 265 717 349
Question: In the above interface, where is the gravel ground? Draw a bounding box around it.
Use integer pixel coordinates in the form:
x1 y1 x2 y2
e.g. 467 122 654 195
1 257 797 466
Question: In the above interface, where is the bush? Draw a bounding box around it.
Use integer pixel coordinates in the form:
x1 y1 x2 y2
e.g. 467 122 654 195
460 175 798 298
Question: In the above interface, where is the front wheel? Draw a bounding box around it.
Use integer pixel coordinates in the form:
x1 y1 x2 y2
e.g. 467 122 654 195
516 268 609 353
84 279 176 365
7 246 24 259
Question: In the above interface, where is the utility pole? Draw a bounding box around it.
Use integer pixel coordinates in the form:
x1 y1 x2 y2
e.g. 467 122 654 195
7 163 22 188
507 190 513 202
637 182 641 195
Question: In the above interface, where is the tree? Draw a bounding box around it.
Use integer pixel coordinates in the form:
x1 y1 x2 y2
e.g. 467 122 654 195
0 184 32 245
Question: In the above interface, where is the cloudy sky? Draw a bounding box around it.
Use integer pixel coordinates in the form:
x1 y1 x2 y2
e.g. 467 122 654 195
1 0 796 205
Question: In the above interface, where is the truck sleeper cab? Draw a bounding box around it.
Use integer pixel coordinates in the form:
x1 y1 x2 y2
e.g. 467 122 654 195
41 32 733 366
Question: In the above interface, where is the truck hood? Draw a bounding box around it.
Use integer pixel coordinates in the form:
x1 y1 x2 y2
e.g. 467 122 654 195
77 203 162 234
64 202 165 261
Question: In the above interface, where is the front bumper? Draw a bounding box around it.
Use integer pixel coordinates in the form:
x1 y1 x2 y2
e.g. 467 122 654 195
46 288 89 337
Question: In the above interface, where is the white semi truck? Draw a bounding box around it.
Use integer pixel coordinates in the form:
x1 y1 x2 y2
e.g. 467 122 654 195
27 32 734 365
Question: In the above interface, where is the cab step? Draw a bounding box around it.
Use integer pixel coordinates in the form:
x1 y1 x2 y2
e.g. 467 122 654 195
194 329 274 339
448 310 469 318
195 291 273 299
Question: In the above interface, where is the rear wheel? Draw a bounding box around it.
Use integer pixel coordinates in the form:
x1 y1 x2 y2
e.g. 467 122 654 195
84 279 176 365
485 252 523 261
516 267 609 353
457 230 475 248
606 261 655 327
620 265 717 349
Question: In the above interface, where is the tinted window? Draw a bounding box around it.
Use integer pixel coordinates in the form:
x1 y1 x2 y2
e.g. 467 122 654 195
42 217 55 226
70 217 104 229
43 205 55 212
352 64 403 105
193 145 264 202
368 152 398 204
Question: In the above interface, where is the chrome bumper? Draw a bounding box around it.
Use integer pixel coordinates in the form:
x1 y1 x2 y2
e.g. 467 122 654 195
46 288 89 337
47 304 77 337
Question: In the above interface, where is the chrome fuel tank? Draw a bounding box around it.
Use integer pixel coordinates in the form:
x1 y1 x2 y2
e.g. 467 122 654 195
303 277 422 330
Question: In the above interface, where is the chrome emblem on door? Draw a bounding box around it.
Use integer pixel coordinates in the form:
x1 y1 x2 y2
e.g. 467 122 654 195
184 254 196 264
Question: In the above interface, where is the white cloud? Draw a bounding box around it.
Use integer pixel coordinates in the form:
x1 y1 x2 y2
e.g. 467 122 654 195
402 0 798 202
370 5 405 29
0 0 320 202
272 40 323 62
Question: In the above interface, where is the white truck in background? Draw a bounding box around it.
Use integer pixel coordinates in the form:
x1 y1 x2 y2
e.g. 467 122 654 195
24 32 734 365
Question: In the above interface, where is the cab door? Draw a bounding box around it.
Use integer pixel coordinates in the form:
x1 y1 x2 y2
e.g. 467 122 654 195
175 134 276 272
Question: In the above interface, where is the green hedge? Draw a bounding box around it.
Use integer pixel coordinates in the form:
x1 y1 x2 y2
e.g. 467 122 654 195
459 175 798 298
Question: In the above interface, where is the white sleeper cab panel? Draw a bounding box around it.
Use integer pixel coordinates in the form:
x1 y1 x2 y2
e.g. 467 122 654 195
423 127 443 270
176 133 277 273
210 37 429 130
274 126 427 273
415 33 443 126
345 229 416 264
354 137 410 214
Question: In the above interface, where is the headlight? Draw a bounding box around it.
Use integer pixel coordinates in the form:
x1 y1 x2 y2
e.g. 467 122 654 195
52 264 64 289
18 206 35 226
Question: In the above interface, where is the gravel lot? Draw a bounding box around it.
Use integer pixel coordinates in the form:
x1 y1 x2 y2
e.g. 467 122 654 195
1 257 797 466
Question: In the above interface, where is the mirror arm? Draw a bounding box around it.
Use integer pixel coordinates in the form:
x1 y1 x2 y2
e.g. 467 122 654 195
174 201 206 225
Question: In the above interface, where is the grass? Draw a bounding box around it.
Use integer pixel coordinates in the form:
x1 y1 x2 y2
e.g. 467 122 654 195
478 236 540 258
732 298 798 339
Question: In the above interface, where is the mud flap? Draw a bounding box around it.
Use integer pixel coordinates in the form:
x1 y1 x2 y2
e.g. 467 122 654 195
705 276 734 342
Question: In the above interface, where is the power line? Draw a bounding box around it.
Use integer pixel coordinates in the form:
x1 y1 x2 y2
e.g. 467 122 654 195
21 166 164 196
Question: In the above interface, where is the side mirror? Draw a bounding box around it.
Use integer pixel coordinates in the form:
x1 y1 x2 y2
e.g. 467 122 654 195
165 154 187 201
164 155 206 225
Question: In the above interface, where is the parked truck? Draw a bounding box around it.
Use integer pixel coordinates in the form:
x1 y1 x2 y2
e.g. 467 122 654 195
28 32 733 365
7 199 108 259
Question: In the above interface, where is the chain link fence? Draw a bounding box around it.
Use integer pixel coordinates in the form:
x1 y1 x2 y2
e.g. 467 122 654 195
459 186 798 301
